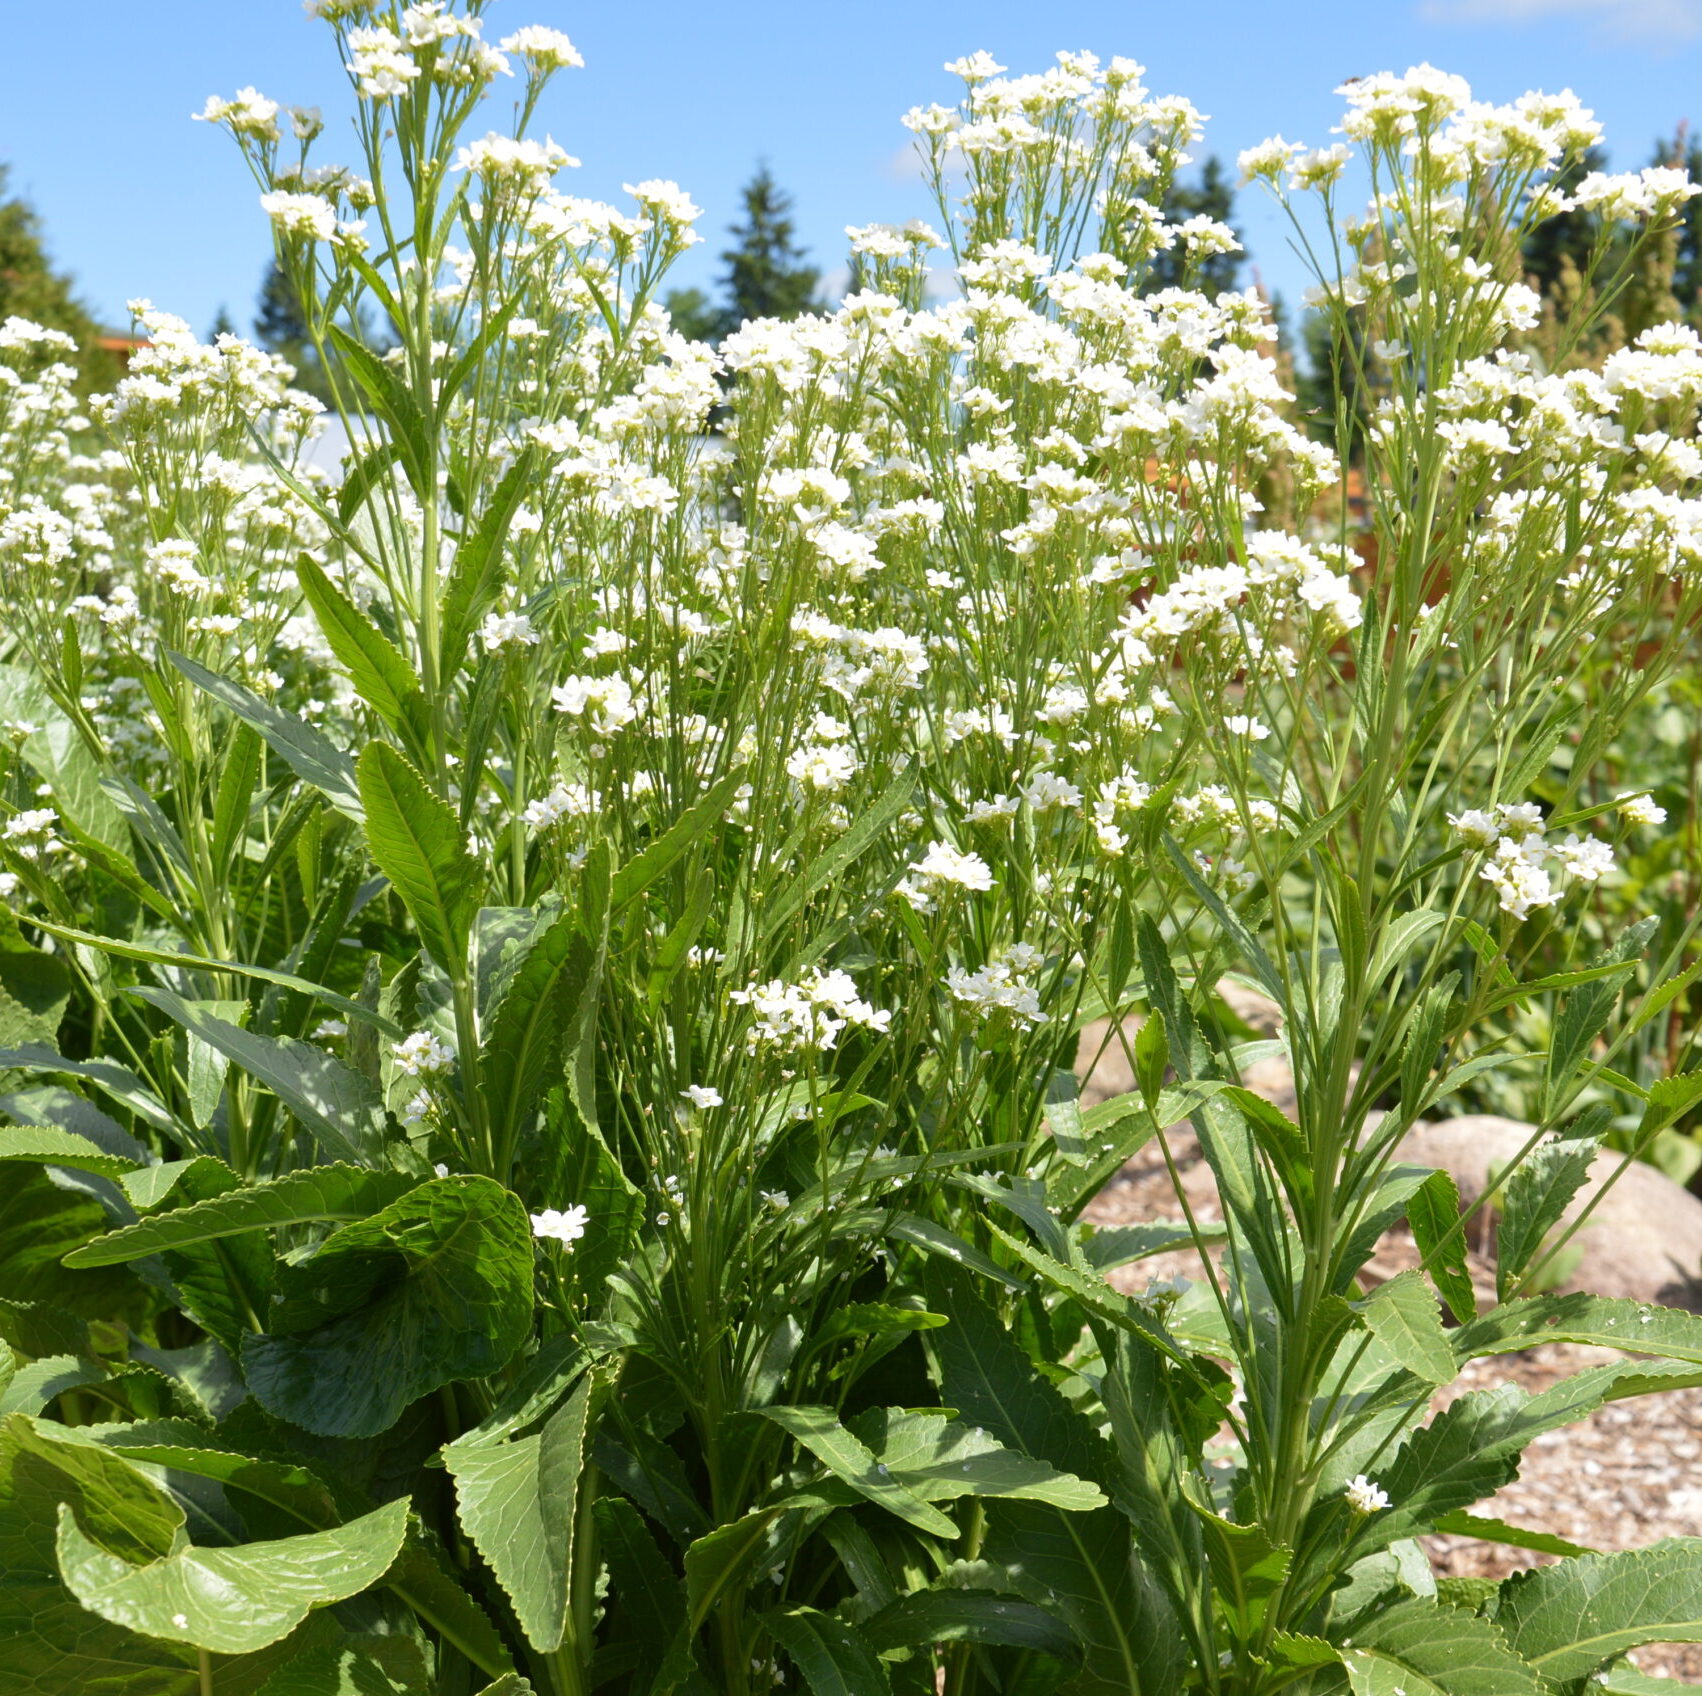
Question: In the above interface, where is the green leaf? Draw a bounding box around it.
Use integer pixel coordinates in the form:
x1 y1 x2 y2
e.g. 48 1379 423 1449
1134 1009 1167 1110
0 661 127 848
595 1496 694 1694
1496 1540 1702 1682
129 986 387 1168
64 1166 419 1266
886 1214 1028 1294
980 1503 1173 1696
252 1636 431 1696
846 1409 1107 1511
684 1506 804 1633
858 1589 1077 1661
8 928 404 1042
760 767 914 940
1356 1271 1455 1386
1184 1497 1291 1636
1497 1114 1605 1298
56 1495 409 1654
610 771 744 913
924 1263 1109 1485
1453 1294 1702 1365
0 1124 136 1178
1544 918 1657 1118
241 1175 533 1438
481 908 594 1161
0 939 72 1052
169 650 364 822
983 1221 1196 1371
335 439 405 524
357 743 483 975
326 325 432 501
1338 1595 1545 1696
1408 1169 1476 1323
1430 1511 1592 1557
296 554 424 745
444 1369 604 1655
764 1606 891 1696
757 1406 958 1538
440 447 541 669
1083 1222 1221 1270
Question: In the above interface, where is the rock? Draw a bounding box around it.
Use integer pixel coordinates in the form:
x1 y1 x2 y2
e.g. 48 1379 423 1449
1395 1115 1702 1310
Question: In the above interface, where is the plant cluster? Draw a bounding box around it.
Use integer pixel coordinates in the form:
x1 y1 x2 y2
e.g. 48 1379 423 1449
1 9 1701 1695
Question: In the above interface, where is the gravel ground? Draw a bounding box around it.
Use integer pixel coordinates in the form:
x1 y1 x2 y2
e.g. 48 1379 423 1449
1081 1126 1702 1680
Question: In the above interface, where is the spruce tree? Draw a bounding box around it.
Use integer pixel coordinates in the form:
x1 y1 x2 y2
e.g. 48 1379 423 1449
720 167 822 331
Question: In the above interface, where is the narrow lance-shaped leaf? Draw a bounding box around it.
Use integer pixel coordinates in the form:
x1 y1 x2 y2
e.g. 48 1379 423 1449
357 742 484 977
128 986 387 1168
168 650 364 822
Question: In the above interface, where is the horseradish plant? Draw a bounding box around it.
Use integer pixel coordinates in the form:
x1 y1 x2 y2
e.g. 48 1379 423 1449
0 7 1699 1693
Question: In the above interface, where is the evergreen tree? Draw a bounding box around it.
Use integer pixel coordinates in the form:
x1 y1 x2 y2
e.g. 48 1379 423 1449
660 285 722 344
1522 144 1607 301
660 167 822 346
0 163 113 385
208 305 236 341
252 258 332 400
1147 155 1242 298
719 166 821 331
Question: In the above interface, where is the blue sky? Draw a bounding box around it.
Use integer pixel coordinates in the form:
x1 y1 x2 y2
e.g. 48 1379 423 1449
3 0 1702 337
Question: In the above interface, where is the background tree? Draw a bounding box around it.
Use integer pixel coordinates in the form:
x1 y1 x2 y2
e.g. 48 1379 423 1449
252 257 334 401
663 165 822 344
1147 154 1243 298
0 163 116 386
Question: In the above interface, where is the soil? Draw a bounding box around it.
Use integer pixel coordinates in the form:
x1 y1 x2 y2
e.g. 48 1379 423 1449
1082 1126 1702 1680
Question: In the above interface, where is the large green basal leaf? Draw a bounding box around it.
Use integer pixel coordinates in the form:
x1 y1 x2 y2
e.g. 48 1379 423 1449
763 1605 891 1696
252 1635 431 1696
1336 1595 1544 1696
57 1495 409 1654
0 1165 148 1328
241 1176 533 1438
1495 1539 1702 1685
65 1166 420 1266
442 1369 601 1654
847 1408 1106 1511
0 1413 331 1695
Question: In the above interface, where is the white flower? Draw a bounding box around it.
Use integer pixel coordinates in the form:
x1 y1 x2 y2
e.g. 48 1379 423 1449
260 191 337 243
1344 1475 1389 1514
2 808 63 862
1619 792 1667 826
480 611 540 653
682 1084 723 1109
786 743 859 794
909 840 995 895
1553 833 1614 882
1448 808 1501 849
531 1204 589 1247
394 1030 455 1077
500 25 584 70
552 674 638 735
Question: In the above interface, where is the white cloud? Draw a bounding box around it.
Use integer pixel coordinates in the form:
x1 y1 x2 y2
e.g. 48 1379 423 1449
1420 0 1702 44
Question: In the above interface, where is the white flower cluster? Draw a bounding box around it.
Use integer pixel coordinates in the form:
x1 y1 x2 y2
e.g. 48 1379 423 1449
730 968 892 1055
395 1029 455 1077
1448 804 1616 921
947 944 1047 1028
898 840 995 912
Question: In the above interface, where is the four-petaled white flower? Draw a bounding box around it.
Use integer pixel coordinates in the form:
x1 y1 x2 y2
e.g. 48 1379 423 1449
531 1204 589 1247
